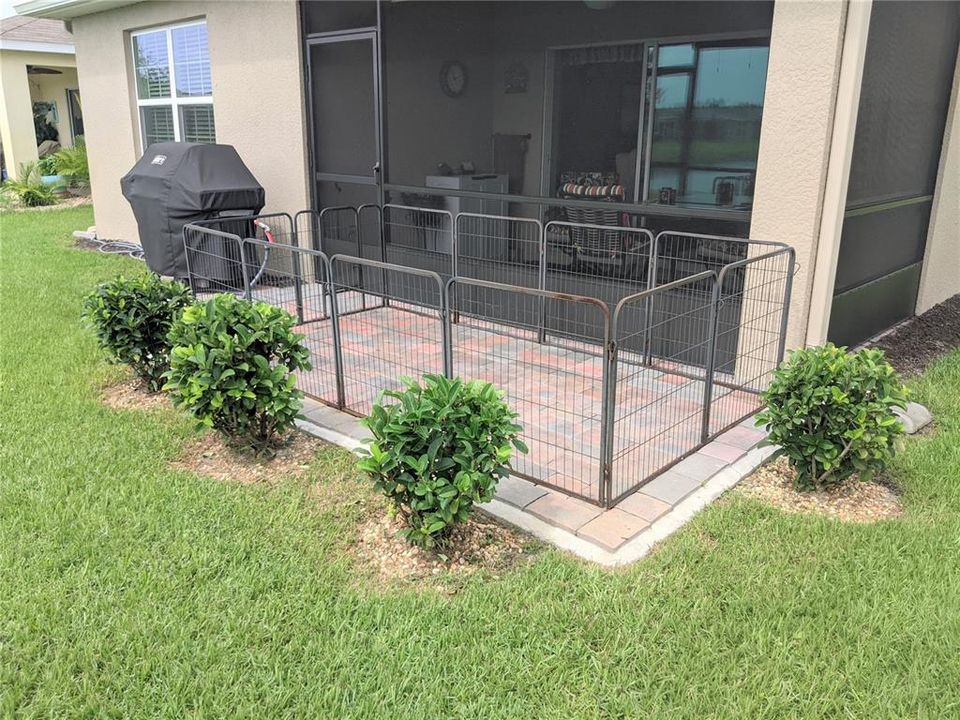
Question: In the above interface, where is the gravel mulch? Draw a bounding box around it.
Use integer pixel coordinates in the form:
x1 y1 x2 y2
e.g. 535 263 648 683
100 378 171 412
737 456 902 523
869 294 960 377
351 505 540 591
1 195 91 213
169 431 323 485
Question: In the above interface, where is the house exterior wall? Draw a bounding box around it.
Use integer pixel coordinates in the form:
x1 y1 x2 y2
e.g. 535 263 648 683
750 0 848 350
70 0 307 241
917 51 960 314
0 48 76 177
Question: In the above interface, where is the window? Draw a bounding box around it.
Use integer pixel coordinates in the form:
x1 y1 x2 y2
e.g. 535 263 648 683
132 21 215 149
647 40 769 209
546 37 769 211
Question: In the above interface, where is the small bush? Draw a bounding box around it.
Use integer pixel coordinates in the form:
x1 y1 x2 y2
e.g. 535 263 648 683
36 155 59 176
52 138 89 186
83 274 193 391
164 294 311 455
358 374 526 547
2 162 57 207
756 343 908 491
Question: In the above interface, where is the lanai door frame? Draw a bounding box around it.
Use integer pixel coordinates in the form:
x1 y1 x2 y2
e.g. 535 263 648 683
303 23 386 214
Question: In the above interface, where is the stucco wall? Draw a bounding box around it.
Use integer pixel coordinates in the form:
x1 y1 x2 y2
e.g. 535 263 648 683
916 51 960 313
71 0 307 241
750 0 847 350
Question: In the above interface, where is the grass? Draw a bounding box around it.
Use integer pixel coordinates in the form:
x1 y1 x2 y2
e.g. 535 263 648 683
2 207 960 718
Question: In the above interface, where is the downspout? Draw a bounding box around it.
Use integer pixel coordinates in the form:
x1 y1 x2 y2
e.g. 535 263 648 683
805 0 873 346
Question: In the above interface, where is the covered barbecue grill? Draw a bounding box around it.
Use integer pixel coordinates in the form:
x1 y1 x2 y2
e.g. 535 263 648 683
120 142 265 279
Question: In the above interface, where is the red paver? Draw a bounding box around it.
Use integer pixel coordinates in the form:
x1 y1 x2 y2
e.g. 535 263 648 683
526 492 603 531
716 424 766 450
615 492 671 522
699 441 747 463
248 287 766 508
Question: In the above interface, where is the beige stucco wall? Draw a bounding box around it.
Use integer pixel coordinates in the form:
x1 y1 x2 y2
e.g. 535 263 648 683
0 49 76 177
750 0 848 350
916 51 960 314
71 0 307 241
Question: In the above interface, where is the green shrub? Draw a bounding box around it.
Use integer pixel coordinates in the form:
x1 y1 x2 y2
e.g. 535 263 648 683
756 343 908 491
83 274 193 391
36 155 59 176
358 374 526 547
2 162 57 207
164 294 311 455
52 138 89 186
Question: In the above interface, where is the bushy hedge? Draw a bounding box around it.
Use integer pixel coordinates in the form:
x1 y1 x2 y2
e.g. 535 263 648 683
756 343 908 490
359 374 526 547
164 294 311 454
83 274 193 390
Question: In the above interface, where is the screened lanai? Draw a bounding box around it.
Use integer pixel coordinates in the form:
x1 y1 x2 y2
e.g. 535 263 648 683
263 0 791 505
302 0 774 237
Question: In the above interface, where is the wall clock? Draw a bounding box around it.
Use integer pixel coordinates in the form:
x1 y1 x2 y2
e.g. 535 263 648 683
439 60 467 98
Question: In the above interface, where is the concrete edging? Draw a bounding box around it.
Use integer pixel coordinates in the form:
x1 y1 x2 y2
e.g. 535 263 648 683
296 412 776 567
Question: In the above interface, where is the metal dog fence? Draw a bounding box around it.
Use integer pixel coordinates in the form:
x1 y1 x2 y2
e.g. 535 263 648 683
183 206 794 507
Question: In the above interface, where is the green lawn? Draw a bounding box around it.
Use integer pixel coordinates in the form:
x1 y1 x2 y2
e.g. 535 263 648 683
2 207 959 719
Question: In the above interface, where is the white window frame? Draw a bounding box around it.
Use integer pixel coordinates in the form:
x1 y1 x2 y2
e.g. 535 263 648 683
131 19 213 150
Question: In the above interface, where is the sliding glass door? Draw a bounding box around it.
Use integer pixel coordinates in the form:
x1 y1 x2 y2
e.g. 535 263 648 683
646 39 769 210
545 35 769 213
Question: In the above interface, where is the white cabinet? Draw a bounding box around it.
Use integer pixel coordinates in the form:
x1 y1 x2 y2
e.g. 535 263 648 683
425 174 509 218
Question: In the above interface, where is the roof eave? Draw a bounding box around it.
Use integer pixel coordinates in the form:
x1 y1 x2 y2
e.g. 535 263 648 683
14 0 138 20
0 38 75 53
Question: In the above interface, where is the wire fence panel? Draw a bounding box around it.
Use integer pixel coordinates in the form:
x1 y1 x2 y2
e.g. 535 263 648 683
455 213 542 289
382 204 454 278
447 277 610 504
544 221 653 347
330 255 447 416
318 206 362 259
647 231 788 370
705 246 795 437
609 271 718 505
239 238 341 405
183 224 247 295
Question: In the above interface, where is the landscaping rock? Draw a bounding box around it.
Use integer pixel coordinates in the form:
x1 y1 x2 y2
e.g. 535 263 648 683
893 401 933 434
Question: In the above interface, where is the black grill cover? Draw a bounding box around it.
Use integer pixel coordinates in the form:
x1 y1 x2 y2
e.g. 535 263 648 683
120 142 265 277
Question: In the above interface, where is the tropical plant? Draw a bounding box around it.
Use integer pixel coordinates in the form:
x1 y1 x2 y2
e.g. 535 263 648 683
36 154 59 176
756 344 908 491
83 274 194 391
1 162 57 207
52 137 89 186
358 374 526 547
164 294 312 455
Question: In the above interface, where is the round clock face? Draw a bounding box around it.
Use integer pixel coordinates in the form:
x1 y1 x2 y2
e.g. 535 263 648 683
440 60 467 98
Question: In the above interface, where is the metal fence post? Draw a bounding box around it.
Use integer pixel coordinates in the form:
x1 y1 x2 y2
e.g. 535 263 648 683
237 238 252 301
182 227 197 295
599 315 618 508
326 255 346 409
537 221 547 344
286 214 305 324
699 272 722 443
643 233 660 366
442 277 454 379
776 248 796 364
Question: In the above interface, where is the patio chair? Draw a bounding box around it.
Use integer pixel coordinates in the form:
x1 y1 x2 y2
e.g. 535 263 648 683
551 176 648 277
